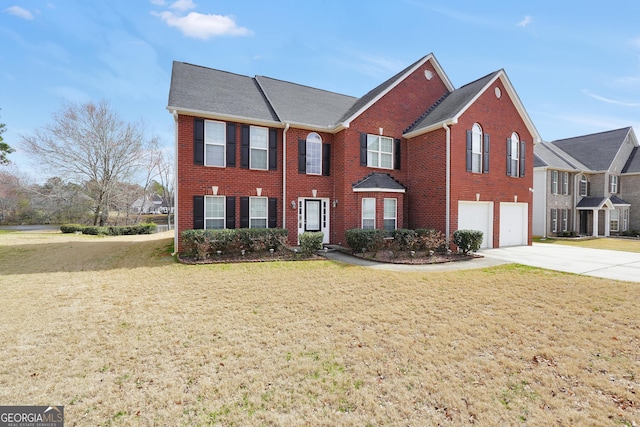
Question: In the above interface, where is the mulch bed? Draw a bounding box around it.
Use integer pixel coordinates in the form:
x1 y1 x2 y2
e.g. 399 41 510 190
350 249 482 265
177 250 323 264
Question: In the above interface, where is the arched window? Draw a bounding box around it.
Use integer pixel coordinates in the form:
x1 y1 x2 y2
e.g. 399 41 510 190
471 123 483 173
306 132 322 175
508 132 520 177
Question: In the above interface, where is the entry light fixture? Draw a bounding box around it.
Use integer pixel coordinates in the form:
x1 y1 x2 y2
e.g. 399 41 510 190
291 200 297 209
332 199 338 208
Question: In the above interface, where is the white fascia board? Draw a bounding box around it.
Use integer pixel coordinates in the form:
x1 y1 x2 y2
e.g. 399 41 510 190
167 106 283 128
352 187 406 193
497 72 542 144
403 119 457 139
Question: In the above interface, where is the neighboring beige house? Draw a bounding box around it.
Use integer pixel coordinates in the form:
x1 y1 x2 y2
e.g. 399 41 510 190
533 127 640 237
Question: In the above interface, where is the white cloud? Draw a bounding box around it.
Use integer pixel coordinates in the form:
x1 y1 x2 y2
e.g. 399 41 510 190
582 89 640 107
153 10 252 39
517 15 532 28
4 6 34 20
150 0 167 6
170 0 196 12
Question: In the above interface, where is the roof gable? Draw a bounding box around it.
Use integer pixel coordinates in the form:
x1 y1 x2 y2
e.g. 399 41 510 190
623 146 640 173
403 70 541 143
533 142 588 171
548 127 632 172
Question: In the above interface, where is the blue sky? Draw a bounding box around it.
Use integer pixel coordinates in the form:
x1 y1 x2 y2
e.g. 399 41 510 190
2 0 640 180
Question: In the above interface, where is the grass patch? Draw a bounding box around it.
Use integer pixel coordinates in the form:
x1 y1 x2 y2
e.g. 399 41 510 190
0 231 639 425
536 236 640 253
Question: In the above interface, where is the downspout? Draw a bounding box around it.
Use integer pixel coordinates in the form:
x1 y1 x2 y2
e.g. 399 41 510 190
443 123 451 243
282 123 290 232
171 110 179 256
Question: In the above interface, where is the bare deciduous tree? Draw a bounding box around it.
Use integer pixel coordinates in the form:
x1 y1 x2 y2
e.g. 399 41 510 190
21 100 157 225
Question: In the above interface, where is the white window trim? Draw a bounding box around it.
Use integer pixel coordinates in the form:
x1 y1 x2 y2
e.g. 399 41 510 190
551 171 558 195
471 123 483 173
250 125 268 170
367 134 394 170
204 196 225 229
306 132 322 175
562 172 569 195
383 198 397 231
623 209 629 231
362 198 376 229
205 120 226 168
610 209 619 232
580 176 588 196
610 175 618 194
551 209 557 233
561 209 568 232
249 196 268 228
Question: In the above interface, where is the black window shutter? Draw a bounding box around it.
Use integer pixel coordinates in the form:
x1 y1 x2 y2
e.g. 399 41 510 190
483 134 490 173
226 122 236 167
269 128 278 170
322 144 331 176
193 195 204 229
360 133 367 166
394 138 401 170
519 141 526 177
465 130 472 172
506 138 512 176
240 197 249 228
225 196 236 229
298 139 306 174
241 125 250 169
194 118 204 165
268 198 277 229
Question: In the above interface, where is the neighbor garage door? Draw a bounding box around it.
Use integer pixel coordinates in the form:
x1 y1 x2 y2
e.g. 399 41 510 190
499 202 528 247
458 201 493 249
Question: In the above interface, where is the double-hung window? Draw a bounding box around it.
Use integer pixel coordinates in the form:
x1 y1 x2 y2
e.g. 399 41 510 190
250 126 268 170
383 199 397 231
205 196 225 229
610 209 619 232
471 123 483 173
551 209 558 233
367 135 394 169
562 172 569 195
362 198 376 229
561 209 568 232
205 120 225 167
609 175 618 194
250 197 268 228
551 171 558 194
579 176 588 196
508 133 520 177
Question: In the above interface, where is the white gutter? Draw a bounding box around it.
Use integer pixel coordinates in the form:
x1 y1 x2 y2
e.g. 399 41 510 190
282 123 290 230
444 123 451 242
171 109 179 256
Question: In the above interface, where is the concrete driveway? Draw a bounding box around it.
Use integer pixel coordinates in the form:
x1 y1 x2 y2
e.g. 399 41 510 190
480 243 640 283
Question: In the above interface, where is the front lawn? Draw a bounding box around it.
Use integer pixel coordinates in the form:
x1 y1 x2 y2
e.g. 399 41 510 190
536 236 640 253
0 231 638 426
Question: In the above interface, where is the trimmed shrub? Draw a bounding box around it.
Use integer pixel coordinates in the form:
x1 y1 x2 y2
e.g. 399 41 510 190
82 226 109 236
180 228 289 260
415 229 448 253
390 229 418 251
453 229 483 254
60 224 85 234
345 229 385 253
299 232 323 256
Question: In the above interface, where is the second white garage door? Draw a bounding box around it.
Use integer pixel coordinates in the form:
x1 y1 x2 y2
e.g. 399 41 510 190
458 201 493 249
499 202 528 247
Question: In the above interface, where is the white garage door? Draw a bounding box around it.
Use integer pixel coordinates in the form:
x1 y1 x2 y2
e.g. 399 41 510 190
458 201 493 249
499 202 528 247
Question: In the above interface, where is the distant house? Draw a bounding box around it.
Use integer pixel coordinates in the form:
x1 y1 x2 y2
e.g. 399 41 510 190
533 127 640 237
167 53 541 252
132 193 172 215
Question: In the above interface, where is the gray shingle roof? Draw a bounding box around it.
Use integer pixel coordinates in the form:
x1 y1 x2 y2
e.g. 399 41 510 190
405 71 500 135
622 146 640 173
534 154 547 168
255 75 357 128
352 173 406 191
168 62 279 122
611 196 631 205
576 197 607 209
548 127 632 171
533 142 587 170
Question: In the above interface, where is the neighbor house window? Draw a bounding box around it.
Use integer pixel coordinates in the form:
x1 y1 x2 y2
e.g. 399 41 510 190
609 175 618 194
205 196 225 229
250 126 268 170
205 120 226 167
306 132 322 175
250 197 268 228
471 123 483 173
551 171 558 194
562 172 569 195
561 209 568 232
623 209 629 231
610 209 619 232
367 135 394 169
362 198 376 229
383 198 397 231
579 176 588 196
551 209 558 233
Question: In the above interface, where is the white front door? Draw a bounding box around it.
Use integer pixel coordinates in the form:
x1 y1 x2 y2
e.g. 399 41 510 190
298 198 330 244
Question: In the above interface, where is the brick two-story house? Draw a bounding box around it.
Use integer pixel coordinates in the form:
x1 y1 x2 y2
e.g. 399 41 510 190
167 53 541 252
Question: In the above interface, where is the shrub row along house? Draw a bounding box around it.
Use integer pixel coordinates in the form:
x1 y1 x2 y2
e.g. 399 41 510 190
167 53 541 252
533 127 640 237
